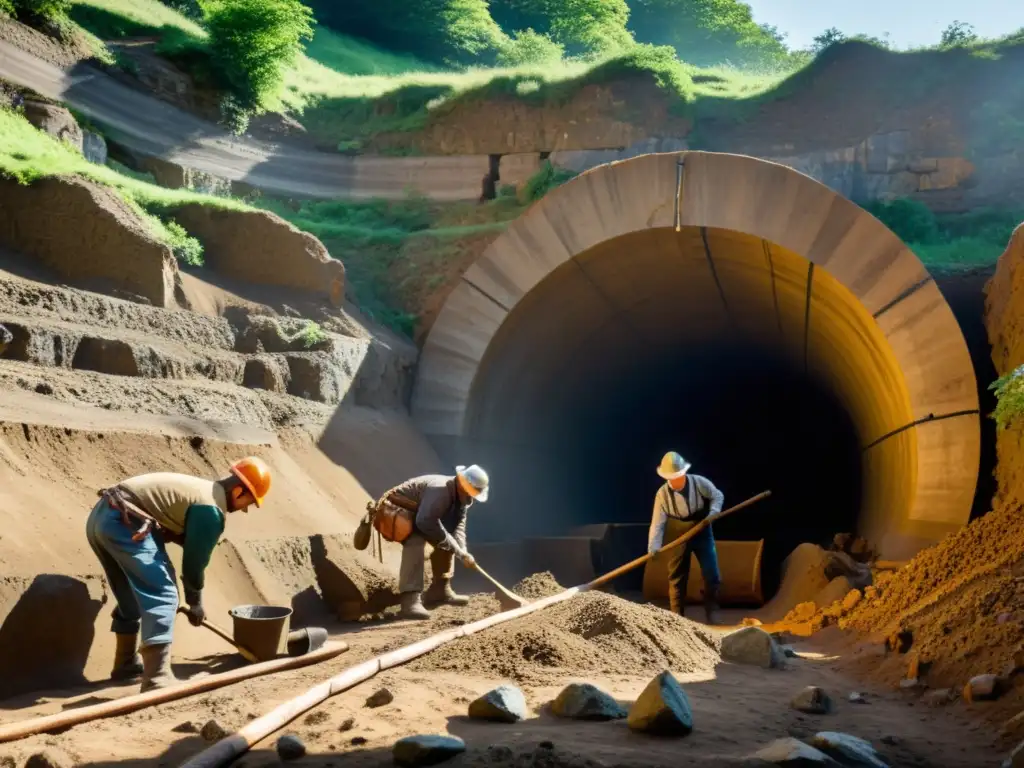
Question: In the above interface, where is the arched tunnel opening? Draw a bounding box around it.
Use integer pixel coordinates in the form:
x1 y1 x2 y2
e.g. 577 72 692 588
412 152 981 606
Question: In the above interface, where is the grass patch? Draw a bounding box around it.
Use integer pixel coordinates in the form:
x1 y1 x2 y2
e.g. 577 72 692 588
0 106 244 261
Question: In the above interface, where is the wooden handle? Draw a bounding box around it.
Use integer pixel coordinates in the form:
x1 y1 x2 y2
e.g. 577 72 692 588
177 608 260 664
585 490 771 591
472 562 526 605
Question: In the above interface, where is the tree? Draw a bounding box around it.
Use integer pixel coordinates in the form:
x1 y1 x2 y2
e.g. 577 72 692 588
490 0 633 56
496 28 564 66
304 0 505 65
206 0 315 111
627 0 793 69
811 27 845 53
941 20 978 47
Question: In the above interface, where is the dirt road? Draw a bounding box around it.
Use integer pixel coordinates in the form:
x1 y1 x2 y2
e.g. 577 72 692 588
0 39 490 201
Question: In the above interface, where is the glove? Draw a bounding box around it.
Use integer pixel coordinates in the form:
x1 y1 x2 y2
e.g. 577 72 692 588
184 589 205 627
461 552 476 569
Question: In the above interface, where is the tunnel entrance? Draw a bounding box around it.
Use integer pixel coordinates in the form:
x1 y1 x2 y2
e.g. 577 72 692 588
412 151 980 598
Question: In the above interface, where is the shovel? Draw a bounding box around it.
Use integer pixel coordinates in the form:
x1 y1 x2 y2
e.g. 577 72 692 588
178 607 260 663
179 608 329 660
469 561 529 611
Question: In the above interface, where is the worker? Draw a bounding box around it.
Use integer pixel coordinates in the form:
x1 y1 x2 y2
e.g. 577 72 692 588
647 451 725 625
393 465 490 620
85 457 272 692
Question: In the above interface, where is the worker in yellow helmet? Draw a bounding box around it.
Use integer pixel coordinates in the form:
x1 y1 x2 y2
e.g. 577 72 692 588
85 457 272 691
386 465 489 620
648 451 725 625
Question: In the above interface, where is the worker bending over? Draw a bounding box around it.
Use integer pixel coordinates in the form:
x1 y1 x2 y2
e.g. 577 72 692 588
85 457 272 691
392 465 489 620
648 451 724 625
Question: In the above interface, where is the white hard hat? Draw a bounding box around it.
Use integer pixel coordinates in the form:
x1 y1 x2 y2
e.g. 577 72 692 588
656 451 691 480
456 464 489 502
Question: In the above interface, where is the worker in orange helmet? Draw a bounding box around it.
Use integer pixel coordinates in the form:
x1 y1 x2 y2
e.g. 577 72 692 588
85 457 272 692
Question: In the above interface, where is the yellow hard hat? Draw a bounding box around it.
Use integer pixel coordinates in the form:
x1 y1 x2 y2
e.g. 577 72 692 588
656 451 691 480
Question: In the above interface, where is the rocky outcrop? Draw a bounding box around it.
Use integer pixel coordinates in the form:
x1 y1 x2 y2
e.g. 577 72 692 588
172 205 345 304
22 99 83 152
0 176 177 308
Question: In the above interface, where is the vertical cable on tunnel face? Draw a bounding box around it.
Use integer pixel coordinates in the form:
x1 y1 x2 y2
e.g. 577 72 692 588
763 241 783 338
803 263 815 373
674 157 685 232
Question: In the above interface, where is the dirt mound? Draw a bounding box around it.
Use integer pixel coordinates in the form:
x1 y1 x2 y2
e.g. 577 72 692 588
413 591 720 684
0 176 176 307
512 571 564 599
172 205 345 304
758 544 831 622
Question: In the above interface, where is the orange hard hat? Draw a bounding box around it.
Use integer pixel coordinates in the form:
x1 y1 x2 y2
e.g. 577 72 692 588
230 456 271 507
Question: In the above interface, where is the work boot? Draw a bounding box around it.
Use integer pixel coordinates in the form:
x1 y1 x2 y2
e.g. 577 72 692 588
139 643 178 692
399 591 431 621
111 632 144 681
423 578 470 607
668 588 686 618
703 585 722 626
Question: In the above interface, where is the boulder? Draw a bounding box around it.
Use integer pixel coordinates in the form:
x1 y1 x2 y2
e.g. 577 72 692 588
721 626 785 668
550 683 627 721
276 734 306 761
200 719 228 742
626 671 693 736
791 687 834 715
22 100 83 152
468 684 528 723
393 735 466 767
83 131 108 165
747 738 839 766
365 687 394 708
809 732 888 768
965 673 1008 703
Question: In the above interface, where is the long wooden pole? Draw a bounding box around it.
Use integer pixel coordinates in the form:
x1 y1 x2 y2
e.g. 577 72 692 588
0 641 348 744
182 490 771 768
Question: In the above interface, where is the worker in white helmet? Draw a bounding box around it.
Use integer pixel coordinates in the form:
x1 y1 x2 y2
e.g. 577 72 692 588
648 451 725 624
387 465 489 620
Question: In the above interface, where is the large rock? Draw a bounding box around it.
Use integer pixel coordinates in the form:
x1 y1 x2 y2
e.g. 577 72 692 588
965 673 1008 703
22 100 83 152
550 683 627 721
172 205 345 304
809 732 888 768
310 535 399 620
393 735 466 767
626 671 693 736
83 131 108 165
721 626 785 668
791 687 834 715
0 176 177 308
468 684 528 723
748 738 839 766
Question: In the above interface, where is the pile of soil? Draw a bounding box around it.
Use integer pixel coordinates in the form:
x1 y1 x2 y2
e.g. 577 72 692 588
759 543 832 622
512 571 564 599
414 590 720 684
836 503 1024 705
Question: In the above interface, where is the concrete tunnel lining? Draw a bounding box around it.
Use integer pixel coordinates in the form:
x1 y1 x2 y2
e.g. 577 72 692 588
411 151 981 568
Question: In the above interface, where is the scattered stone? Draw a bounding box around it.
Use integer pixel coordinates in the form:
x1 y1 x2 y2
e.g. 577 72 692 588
172 720 200 733
468 684 528 723
365 687 395 708
848 692 867 704
747 738 839 765
24 751 74 768
964 674 1008 703
393 735 466 767
200 719 229 742
351 736 368 746
810 732 888 768
276 735 306 761
721 626 785 669
791 687 834 715
339 717 355 732
924 688 955 707
627 670 693 736
551 683 627 721
304 710 329 726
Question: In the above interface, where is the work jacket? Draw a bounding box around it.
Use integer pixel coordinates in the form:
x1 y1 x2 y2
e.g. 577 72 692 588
647 474 724 554
389 474 470 557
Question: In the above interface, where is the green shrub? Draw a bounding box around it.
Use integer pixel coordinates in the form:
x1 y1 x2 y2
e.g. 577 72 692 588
160 0 204 21
496 28 564 66
163 220 204 266
295 321 328 348
990 365 1024 430
206 0 315 111
0 0 16 17
15 0 71 21
520 160 576 203
863 197 940 244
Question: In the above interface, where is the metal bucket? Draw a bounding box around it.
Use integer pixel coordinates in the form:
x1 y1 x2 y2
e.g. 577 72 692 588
229 605 293 662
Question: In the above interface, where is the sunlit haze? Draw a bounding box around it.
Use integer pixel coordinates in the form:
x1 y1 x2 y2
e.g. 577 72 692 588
745 0 1024 50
